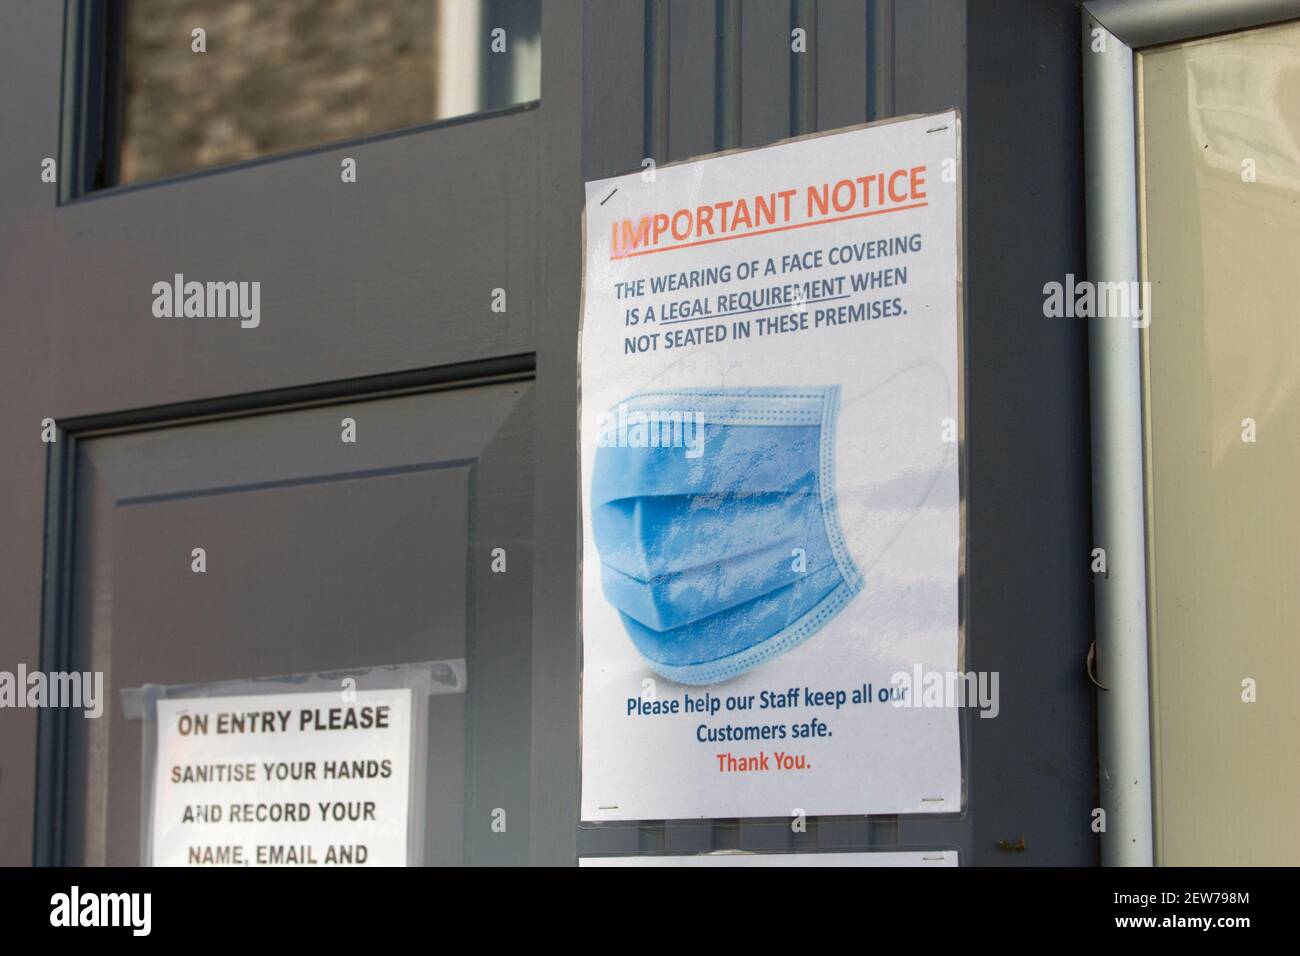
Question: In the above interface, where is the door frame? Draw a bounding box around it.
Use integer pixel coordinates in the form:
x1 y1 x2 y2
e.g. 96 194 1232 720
1081 0 1300 866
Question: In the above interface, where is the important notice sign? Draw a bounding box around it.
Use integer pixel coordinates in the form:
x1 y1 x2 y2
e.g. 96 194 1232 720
151 688 413 866
580 111 963 820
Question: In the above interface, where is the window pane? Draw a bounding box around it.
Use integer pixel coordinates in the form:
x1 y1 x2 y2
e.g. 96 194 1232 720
110 0 540 186
1138 19 1300 865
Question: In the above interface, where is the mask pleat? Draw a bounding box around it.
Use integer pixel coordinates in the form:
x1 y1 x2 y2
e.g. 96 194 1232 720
590 386 861 682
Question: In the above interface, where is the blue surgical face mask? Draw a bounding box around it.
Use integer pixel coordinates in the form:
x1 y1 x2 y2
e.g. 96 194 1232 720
591 386 862 684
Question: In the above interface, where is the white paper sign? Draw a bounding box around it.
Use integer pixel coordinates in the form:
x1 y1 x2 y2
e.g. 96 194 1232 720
581 851 958 867
151 688 413 866
580 111 964 820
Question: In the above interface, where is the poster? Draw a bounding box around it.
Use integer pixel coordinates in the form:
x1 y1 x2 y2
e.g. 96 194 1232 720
580 851 958 867
150 688 413 866
579 111 963 820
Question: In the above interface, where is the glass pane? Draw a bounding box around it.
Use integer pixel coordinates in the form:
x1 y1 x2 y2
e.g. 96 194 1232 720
110 0 540 186
1138 19 1300 865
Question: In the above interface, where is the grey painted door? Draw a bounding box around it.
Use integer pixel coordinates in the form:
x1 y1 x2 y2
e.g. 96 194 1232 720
60 382 534 865
2 1 1097 866
11 0 578 866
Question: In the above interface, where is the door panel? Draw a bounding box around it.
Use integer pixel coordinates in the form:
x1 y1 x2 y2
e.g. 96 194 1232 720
667 0 717 159
45 104 543 420
740 0 791 146
815 0 869 129
61 380 533 865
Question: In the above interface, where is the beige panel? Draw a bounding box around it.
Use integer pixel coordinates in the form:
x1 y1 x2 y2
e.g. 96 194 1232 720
1138 20 1300 866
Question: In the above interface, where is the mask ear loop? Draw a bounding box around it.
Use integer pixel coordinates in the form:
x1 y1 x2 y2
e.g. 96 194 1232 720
830 359 957 579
